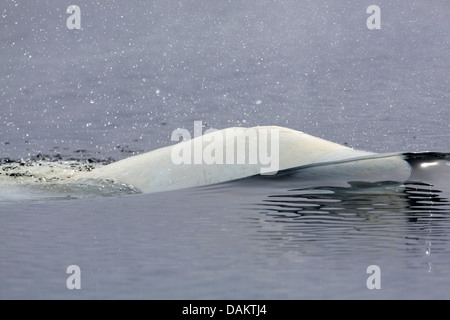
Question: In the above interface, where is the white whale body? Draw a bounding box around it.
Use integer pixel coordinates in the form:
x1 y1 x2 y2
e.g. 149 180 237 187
78 126 412 193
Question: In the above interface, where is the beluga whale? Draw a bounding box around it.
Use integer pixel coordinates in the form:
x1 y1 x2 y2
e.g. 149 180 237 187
77 126 412 194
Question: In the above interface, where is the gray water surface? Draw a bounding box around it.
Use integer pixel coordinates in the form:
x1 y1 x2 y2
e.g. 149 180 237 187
1 1 449 299
1 153 449 299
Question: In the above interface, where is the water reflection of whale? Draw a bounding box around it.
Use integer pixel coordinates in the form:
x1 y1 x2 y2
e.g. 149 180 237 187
253 181 448 220
233 157 450 257
239 155 449 219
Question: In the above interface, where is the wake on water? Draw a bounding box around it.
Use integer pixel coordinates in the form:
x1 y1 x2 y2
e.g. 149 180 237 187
0 157 140 203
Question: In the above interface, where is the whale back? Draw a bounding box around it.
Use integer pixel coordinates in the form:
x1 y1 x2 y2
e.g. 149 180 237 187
83 126 410 193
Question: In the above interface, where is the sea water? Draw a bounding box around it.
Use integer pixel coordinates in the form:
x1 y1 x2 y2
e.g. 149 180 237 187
0 0 449 299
